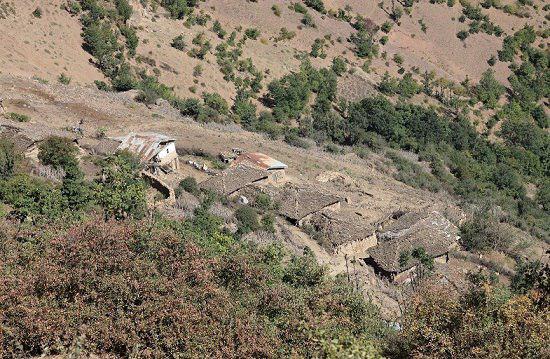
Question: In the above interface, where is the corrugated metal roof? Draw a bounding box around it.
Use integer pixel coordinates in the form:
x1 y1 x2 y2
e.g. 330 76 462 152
113 132 175 162
233 152 287 170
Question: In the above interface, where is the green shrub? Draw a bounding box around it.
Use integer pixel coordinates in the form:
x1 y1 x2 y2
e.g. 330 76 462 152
202 92 229 116
235 205 260 235
120 25 138 56
58 73 71 85
38 136 78 170
171 34 186 51
115 0 132 22
7 112 30 122
475 69 505 108
177 176 198 196
32 7 42 18
95 151 147 220
331 57 347 76
244 28 260 40
0 174 66 222
0 137 17 179
304 0 326 12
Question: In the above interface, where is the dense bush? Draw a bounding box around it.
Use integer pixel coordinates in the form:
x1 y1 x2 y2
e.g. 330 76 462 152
176 176 199 196
38 136 79 170
171 34 186 50
475 69 505 108
304 0 326 12
0 137 16 180
391 278 550 358
95 151 147 220
0 213 387 357
161 0 197 19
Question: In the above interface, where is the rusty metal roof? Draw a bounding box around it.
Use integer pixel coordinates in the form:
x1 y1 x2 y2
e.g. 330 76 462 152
113 132 175 162
232 152 287 170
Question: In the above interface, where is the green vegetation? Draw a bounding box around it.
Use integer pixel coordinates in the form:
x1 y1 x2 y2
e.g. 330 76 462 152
95 151 147 220
6 112 30 122
244 27 260 40
0 137 17 180
161 0 197 19
391 274 549 358
304 0 326 13
57 73 71 85
176 176 199 196
0 198 388 357
475 69 505 108
171 34 186 50
32 7 42 18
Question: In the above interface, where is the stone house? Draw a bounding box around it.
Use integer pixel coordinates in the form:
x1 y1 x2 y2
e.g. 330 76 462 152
302 210 377 254
265 184 342 226
364 210 460 284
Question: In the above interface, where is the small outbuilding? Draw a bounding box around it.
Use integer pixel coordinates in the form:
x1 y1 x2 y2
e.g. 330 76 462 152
232 152 287 183
199 164 269 196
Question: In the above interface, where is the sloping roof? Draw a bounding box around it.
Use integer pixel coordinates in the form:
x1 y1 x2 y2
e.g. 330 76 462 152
232 152 287 170
200 164 269 196
308 211 376 248
366 211 459 273
113 132 175 162
78 138 121 156
266 184 342 222
378 210 458 241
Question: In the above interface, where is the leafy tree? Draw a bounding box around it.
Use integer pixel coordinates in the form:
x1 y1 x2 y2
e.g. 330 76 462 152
475 69 505 108
393 280 549 358
350 30 379 59
0 174 66 222
161 0 195 19
176 176 198 196
120 25 138 57
235 205 260 235
81 20 120 77
38 136 78 171
536 181 550 212
115 0 132 22
331 57 347 76
61 164 91 211
267 72 310 121
0 137 17 180
304 0 326 12
171 34 186 51
202 92 229 116
95 151 147 220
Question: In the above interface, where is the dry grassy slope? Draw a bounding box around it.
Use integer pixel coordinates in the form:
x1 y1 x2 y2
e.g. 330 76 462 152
0 0 104 84
0 0 545 102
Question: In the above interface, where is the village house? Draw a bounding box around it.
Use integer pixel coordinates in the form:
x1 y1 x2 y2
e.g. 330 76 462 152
112 132 180 173
364 210 460 284
231 152 288 184
265 184 342 226
199 164 269 197
302 210 377 254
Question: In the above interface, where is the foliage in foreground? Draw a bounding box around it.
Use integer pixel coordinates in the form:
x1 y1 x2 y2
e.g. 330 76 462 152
390 272 549 358
0 212 386 358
